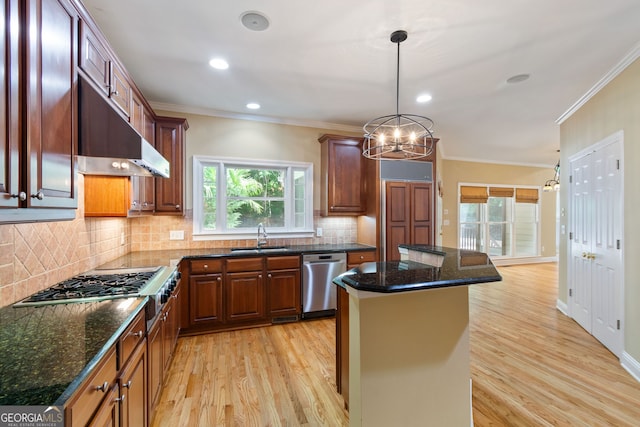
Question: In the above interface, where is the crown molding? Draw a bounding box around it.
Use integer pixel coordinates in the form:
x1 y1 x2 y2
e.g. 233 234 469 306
556 40 640 125
149 102 363 133
443 155 553 169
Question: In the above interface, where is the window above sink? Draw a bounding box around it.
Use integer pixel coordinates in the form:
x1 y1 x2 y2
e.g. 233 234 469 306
192 156 314 241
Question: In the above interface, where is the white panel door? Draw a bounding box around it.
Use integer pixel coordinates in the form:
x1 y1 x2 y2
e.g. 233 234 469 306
569 153 593 332
590 141 623 355
568 133 623 357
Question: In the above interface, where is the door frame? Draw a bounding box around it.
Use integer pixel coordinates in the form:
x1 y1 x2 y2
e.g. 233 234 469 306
567 130 624 356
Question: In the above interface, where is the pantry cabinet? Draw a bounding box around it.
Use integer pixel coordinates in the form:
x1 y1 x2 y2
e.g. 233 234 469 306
1 0 78 222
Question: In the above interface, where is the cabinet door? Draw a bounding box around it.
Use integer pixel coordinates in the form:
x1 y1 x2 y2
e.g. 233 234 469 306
0 0 20 207
155 118 187 214
84 176 129 217
109 60 131 117
147 317 163 417
161 296 176 371
385 181 433 261
385 181 411 261
26 0 78 209
226 271 265 322
189 274 223 326
78 19 110 96
410 183 433 245
119 341 147 427
268 269 301 317
90 384 120 427
319 135 366 215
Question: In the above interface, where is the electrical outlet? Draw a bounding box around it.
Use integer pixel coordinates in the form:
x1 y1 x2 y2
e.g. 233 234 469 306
316 227 323 237
169 230 184 240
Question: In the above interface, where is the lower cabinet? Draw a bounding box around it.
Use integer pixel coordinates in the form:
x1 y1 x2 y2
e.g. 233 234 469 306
267 256 301 319
226 257 265 323
148 277 182 421
119 338 147 427
90 384 120 427
184 255 301 334
65 311 147 427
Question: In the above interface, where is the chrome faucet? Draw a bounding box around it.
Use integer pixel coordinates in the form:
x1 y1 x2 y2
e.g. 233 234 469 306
257 223 268 247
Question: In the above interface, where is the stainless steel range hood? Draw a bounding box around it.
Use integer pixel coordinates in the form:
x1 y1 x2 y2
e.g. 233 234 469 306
77 77 170 178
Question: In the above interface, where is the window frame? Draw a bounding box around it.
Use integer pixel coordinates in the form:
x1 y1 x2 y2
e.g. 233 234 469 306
192 156 314 240
458 183 541 259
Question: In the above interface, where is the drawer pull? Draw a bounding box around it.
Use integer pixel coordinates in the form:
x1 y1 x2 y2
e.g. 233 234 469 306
115 394 126 402
131 330 143 338
123 380 132 389
95 381 109 392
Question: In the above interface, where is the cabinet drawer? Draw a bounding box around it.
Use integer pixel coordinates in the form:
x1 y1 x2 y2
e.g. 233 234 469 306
66 346 117 427
266 255 300 270
190 259 223 274
226 257 263 272
347 251 376 264
119 311 145 369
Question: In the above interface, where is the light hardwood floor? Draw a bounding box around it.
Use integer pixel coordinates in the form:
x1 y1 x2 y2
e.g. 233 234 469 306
152 263 640 426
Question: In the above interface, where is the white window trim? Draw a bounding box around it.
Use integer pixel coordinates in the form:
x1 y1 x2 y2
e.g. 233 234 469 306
457 182 542 259
192 156 314 241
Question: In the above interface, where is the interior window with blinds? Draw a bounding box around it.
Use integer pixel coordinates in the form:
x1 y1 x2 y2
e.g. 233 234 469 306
459 184 539 258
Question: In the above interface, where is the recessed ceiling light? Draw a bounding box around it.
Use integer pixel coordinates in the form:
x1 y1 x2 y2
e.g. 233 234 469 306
209 58 229 70
240 11 270 31
246 103 261 110
416 94 432 103
506 74 530 84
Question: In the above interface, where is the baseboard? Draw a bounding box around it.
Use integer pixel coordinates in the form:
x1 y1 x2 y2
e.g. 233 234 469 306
491 256 558 267
621 352 640 383
556 299 569 316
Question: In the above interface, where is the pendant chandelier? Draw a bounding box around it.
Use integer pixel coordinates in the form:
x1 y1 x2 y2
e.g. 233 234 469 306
363 30 435 160
543 160 560 192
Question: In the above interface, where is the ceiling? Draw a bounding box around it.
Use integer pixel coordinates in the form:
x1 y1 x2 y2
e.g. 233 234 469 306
81 0 640 167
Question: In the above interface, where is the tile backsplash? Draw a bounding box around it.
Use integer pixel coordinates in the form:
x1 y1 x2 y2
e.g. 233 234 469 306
1 201 357 308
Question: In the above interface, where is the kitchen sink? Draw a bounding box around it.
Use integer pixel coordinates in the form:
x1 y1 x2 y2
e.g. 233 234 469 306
230 246 289 254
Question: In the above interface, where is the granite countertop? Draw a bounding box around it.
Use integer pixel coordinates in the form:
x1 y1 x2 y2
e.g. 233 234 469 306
0 243 374 406
0 297 147 406
334 245 501 293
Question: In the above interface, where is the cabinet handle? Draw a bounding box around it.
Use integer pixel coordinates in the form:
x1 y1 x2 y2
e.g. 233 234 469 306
10 192 27 201
203 264 208 269
217 277 222 282
268 274 272 278
143 202 148 207
175 204 181 210
258 274 263 279
131 330 143 338
111 90 119 97
123 380 132 389
95 381 109 392
115 394 126 402
359 255 364 260
31 190 44 200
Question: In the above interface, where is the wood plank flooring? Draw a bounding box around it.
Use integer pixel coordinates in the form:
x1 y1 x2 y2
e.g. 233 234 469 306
151 263 640 426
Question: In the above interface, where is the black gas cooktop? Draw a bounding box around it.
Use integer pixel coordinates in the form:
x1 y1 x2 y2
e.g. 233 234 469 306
14 267 161 307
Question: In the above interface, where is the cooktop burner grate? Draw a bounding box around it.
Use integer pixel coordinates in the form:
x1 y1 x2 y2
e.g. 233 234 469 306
17 269 160 305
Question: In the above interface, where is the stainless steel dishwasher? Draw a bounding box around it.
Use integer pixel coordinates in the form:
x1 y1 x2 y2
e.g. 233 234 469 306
302 252 347 318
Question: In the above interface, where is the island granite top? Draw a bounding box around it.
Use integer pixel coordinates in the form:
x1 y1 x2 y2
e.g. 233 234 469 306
334 245 501 293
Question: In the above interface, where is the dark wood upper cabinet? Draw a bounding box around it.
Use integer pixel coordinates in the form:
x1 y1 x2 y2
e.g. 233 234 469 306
155 117 188 215
26 0 78 209
319 134 367 216
78 18 130 118
0 0 20 208
1 0 78 221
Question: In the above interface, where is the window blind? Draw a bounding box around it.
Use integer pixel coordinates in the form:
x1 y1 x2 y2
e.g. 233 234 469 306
515 188 539 203
460 186 488 203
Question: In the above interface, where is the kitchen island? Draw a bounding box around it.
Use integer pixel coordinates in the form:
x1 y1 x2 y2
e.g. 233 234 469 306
333 245 501 427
